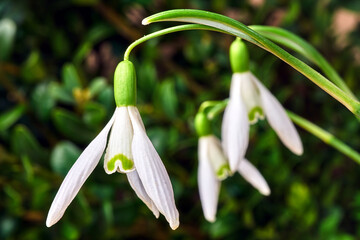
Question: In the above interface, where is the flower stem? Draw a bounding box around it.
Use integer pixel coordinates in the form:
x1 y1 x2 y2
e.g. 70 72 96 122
143 10 360 117
287 110 360 164
198 100 228 120
123 24 222 60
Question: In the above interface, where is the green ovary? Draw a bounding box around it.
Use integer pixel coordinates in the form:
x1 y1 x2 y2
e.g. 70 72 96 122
248 106 264 124
107 154 134 171
216 164 231 180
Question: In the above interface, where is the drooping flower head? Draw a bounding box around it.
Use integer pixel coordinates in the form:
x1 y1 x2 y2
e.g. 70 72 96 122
47 60 179 229
222 38 303 172
195 111 270 222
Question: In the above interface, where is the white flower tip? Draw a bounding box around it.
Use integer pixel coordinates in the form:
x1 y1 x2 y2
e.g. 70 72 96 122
142 18 150 25
45 219 52 228
150 202 160 219
152 209 160 219
205 215 216 223
46 210 64 227
170 219 180 230
292 144 304 156
260 186 271 196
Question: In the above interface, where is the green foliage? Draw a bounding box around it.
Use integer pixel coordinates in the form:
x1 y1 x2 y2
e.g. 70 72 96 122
1 0 360 239
0 105 25 131
0 18 16 60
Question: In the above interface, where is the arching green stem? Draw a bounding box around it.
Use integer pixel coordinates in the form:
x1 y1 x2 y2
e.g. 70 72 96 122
198 100 222 113
198 100 228 120
250 25 356 99
142 10 360 117
287 111 360 164
124 24 222 60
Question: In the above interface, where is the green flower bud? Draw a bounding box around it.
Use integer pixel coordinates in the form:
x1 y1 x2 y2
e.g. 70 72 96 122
114 60 136 106
195 112 212 137
229 38 249 73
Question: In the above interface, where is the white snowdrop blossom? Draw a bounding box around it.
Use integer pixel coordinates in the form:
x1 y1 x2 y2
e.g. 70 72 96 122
198 134 270 222
222 71 303 172
46 106 179 229
47 60 179 230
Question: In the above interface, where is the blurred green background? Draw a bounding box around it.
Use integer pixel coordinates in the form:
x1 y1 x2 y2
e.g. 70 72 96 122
1 0 360 239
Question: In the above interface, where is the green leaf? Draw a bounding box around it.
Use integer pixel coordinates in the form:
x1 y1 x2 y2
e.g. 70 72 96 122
51 31 70 58
21 51 46 83
50 141 81 176
89 77 108 97
287 182 311 211
0 18 16 60
10 124 47 162
319 208 342 236
0 105 26 131
48 82 75 104
83 102 106 128
154 78 178 118
62 63 82 91
61 222 80 240
31 84 55 120
21 155 34 183
288 111 360 164
97 86 115 112
137 61 157 99
146 127 169 156
250 25 355 98
73 24 114 63
52 108 96 143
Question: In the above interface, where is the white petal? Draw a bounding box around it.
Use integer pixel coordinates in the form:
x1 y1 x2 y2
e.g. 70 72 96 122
205 136 230 180
221 74 249 172
126 170 160 218
104 107 135 174
46 111 116 227
198 137 221 222
128 106 179 230
251 74 303 155
238 159 270 196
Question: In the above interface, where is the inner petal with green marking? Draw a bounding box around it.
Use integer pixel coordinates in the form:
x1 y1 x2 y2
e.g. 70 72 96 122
107 153 135 173
248 106 265 124
216 163 231 180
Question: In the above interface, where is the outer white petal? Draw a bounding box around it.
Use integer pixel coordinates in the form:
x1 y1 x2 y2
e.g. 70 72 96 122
198 137 221 222
46 111 116 227
221 73 249 172
251 74 303 155
238 159 270 196
126 170 160 218
104 107 135 174
128 106 179 230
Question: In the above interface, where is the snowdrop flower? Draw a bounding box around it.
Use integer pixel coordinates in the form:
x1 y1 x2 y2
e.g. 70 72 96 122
222 38 303 172
195 112 270 222
46 60 179 229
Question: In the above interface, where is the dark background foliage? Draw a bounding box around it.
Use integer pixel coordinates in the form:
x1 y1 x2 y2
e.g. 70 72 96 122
1 0 360 239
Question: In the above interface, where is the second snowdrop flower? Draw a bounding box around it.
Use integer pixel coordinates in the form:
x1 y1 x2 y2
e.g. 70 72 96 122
195 112 270 222
222 38 303 172
46 60 179 230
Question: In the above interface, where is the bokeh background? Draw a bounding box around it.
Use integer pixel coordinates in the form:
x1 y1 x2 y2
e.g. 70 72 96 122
1 0 360 239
